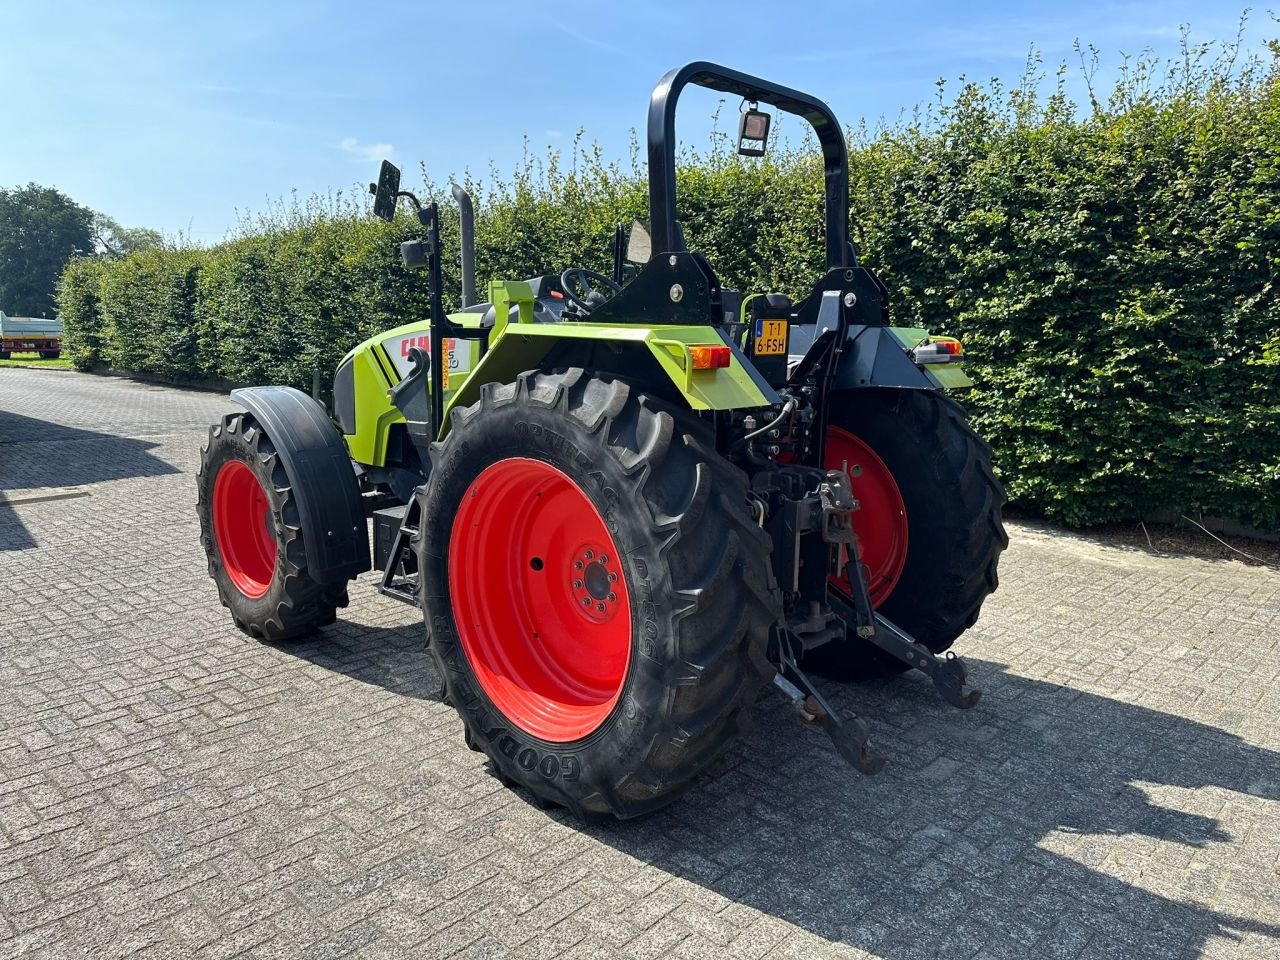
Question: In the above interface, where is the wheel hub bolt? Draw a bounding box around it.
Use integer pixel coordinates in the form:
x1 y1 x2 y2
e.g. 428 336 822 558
569 543 621 621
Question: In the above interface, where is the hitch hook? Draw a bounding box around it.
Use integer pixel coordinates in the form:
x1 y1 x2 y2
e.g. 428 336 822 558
873 614 982 710
772 652 884 775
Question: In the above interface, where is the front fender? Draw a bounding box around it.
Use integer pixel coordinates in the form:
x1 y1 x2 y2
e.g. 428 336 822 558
229 385 370 584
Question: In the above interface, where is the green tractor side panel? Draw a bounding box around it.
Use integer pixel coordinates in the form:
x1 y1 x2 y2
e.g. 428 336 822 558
338 315 484 466
341 341 400 466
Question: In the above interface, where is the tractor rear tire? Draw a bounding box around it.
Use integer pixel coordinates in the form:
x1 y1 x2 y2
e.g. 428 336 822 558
810 388 1007 679
0 351 10 360
417 369 780 820
197 411 351 642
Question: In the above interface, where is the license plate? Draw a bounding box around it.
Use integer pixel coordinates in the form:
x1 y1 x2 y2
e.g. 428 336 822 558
753 319 787 356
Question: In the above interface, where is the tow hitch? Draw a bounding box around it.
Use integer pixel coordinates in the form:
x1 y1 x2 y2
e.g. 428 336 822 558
770 467 981 773
773 634 884 774
866 613 980 709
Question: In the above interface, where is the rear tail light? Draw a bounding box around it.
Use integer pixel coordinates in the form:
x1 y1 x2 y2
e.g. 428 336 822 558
690 345 733 370
913 337 964 363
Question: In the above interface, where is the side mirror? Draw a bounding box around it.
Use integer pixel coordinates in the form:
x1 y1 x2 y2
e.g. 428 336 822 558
625 220 652 264
369 160 402 222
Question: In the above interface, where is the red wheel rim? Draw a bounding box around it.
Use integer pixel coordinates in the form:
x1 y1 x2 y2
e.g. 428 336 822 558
826 427 908 607
449 458 632 743
212 460 276 599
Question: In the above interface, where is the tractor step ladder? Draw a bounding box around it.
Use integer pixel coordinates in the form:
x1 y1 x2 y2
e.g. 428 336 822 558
374 502 420 605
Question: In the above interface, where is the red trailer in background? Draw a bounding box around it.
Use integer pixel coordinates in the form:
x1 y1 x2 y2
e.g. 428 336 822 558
0 313 62 359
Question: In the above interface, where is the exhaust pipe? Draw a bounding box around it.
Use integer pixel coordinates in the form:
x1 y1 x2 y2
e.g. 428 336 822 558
451 183 476 308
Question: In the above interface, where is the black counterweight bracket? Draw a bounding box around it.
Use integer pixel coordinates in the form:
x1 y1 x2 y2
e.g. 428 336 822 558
772 638 884 775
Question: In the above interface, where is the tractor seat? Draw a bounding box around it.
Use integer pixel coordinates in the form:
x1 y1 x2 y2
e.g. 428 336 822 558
461 275 571 328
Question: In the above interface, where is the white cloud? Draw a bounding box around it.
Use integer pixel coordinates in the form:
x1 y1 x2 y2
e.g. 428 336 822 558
337 137 395 163
544 129 563 139
549 21 624 56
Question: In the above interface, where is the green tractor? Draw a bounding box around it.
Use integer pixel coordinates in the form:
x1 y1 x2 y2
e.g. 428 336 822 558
196 62 1006 819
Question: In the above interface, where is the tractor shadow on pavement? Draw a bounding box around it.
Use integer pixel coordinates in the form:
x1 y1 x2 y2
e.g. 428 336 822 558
273 620 445 703
0 410 180 550
263 611 1280 957
571 658 1280 958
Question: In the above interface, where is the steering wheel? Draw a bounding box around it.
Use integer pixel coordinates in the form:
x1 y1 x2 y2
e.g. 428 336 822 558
560 268 623 314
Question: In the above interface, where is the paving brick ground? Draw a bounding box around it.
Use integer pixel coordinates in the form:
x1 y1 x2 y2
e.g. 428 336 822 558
1 367 1278 960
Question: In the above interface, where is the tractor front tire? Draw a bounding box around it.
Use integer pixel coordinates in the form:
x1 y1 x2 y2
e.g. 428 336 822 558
197 411 350 642
811 388 1007 679
418 369 780 820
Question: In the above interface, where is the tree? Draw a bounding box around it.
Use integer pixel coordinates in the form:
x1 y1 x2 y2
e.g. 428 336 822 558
0 184 95 317
93 213 163 258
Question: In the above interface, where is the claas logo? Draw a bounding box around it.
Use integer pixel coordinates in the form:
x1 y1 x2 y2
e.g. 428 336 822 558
399 336 462 368
399 335 431 357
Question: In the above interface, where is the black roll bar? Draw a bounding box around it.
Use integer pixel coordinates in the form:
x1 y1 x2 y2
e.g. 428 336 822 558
647 61 851 270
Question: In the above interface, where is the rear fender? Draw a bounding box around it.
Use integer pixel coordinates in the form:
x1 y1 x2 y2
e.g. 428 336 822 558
832 326 973 391
441 320 778 433
229 385 370 584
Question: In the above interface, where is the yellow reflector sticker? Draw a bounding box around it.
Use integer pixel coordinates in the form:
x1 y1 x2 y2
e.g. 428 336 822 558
753 319 787 356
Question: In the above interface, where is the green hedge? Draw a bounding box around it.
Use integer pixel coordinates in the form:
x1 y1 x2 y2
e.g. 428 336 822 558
95 248 204 379
59 257 107 369
57 44 1280 530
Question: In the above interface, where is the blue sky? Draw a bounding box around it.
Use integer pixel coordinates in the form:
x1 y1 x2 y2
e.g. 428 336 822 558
0 1 1269 242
